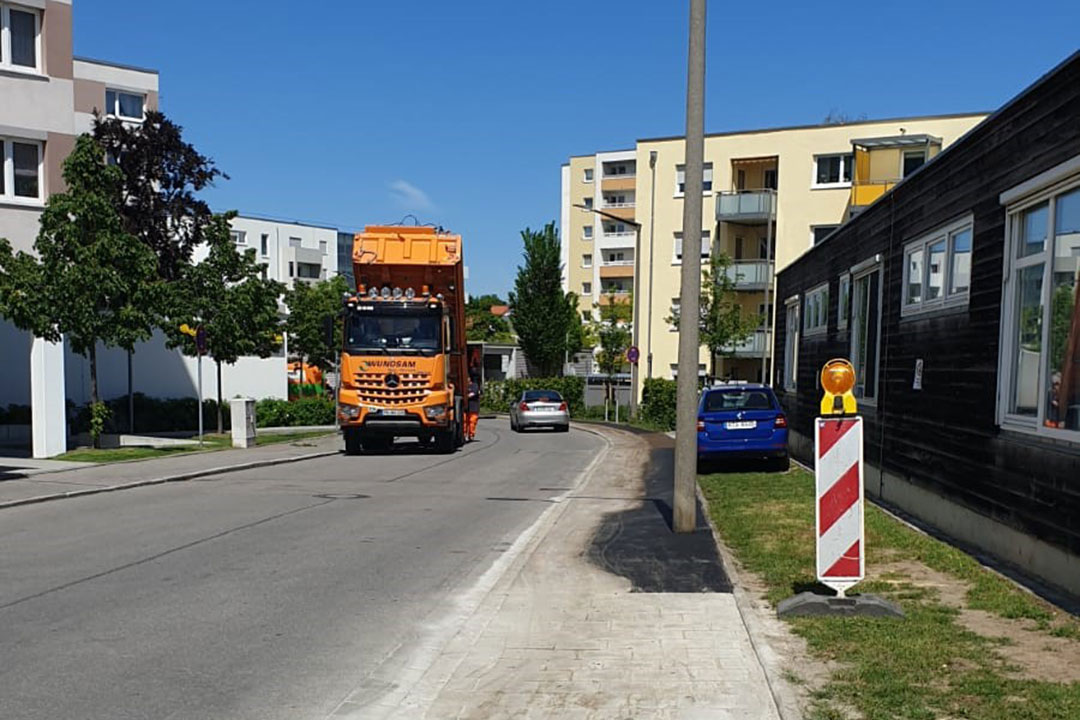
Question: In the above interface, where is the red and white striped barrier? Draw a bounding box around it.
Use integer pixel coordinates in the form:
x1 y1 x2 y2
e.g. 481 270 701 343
815 416 864 596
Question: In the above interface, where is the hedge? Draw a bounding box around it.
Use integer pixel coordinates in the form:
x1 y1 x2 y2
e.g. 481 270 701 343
640 378 677 431
481 376 586 417
255 397 335 427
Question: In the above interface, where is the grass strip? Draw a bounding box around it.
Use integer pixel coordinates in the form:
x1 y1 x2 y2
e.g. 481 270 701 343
57 430 333 464
699 467 1080 720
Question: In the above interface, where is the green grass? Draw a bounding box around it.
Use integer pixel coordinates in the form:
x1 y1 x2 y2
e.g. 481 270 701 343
699 467 1080 720
57 430 333 463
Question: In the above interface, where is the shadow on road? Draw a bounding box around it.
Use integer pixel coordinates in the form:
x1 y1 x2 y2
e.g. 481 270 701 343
585 432 732 593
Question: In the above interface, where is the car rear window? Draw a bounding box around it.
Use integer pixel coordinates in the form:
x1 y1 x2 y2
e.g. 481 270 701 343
703 389 775 412
524 390 563 402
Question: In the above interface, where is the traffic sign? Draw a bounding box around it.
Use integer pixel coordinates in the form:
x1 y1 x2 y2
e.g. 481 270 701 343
195 326 208 356
626 346 640 364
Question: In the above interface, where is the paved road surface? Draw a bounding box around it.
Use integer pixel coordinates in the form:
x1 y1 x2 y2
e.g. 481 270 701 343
0 422 603 720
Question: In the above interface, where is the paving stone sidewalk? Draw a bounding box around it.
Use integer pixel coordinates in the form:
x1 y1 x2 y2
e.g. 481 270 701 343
361 428 787 720
0 432 340 506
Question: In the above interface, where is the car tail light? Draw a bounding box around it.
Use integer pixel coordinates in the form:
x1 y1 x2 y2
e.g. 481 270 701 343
519 402 529 412
696 418 705 432
774 414 788 428
558 401 567 411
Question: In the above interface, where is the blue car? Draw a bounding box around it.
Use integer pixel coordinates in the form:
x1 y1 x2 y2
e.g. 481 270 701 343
697 383 789 472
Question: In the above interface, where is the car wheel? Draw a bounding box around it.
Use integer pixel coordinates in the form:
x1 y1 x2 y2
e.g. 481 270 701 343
772 455 790 472
558 424 570 433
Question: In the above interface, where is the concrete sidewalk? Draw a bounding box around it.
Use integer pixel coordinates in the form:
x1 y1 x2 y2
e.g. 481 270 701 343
0 432 340 508
346 427 794 720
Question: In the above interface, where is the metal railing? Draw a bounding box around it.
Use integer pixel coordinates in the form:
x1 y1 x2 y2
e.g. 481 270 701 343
600 259 635 266
721 260 773 288
716 189 776 220
723 329 769 355
602 202 636 209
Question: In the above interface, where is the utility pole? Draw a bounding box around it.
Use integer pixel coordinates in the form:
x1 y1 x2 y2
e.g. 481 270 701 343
646 150 658 381
761 191 774 383
673 0 706 534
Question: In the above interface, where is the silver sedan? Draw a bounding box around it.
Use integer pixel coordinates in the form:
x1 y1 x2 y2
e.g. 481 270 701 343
510 390 570 432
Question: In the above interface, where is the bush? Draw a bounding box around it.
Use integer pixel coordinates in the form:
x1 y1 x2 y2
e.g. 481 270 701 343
288 382 325 399
255 396 335 428
640 378 677 431
71 393 226 434
481 376 586 417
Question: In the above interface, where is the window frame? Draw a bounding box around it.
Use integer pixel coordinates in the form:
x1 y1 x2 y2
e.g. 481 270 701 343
0 136 43 205
260 233 269 256
811 224 840 246
105 88 147 122
582 281 592 295
902 149 927 178
812 153 854 189
582 224 593 240
802 282 829 337
583 168 593 183
783 296 800 391
582 253 592 268
674 162 714 197
837 273 851 331
849 258 883 405
672 229 712 264
900 214 974 318
997 170 1080 442
0 3 42 74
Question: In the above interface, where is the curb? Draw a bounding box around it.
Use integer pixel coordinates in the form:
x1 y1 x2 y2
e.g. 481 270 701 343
0 449 340 510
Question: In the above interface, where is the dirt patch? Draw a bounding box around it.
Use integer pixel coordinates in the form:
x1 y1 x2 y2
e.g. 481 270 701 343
871 560 1080 684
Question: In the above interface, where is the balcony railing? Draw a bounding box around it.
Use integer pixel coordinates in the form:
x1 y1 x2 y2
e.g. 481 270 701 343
851 179 899 207
603 231 636 239
723 329 769 356
716 190 776 223
601 259 635 266
602 173 636 180
602 202 636 209
721 260 773 290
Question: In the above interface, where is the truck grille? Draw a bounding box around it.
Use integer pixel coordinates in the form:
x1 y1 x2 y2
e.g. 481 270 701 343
354 372 432 406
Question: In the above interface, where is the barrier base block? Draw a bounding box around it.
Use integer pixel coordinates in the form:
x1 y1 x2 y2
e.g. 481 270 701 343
777 591 904 619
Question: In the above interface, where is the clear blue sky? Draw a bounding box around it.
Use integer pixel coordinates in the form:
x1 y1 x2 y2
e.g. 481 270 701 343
75 1 1078 298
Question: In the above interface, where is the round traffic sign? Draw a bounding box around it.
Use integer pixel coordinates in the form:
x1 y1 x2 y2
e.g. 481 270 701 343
627 346 640 364
195 326 208 356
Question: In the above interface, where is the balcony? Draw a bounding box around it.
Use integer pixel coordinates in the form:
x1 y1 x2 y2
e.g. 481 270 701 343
723 329 770 357
599 262 634 279
721 260 773 290
599 203 636 221
597 231 636 251
851 179 898 209
598 291 631 305
601 175 636 192
716 190 776 224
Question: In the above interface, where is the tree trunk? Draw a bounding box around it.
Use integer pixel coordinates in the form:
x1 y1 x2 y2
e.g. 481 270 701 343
89 344 100 449
216 359 224 435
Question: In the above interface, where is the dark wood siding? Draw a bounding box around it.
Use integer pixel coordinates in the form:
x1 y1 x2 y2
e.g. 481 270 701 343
774 52 1080 560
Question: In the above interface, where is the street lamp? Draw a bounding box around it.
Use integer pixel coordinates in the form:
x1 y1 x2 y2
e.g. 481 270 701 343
572 203 643 417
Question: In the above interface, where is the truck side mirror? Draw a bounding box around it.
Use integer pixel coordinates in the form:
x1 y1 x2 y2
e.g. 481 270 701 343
323 315 335 348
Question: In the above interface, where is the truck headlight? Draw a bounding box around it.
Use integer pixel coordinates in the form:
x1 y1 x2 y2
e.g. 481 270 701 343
424 405 447 420
339 403 361 419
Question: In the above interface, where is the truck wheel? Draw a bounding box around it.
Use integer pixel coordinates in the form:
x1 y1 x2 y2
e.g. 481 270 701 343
435 430 455 454
344 429 362 456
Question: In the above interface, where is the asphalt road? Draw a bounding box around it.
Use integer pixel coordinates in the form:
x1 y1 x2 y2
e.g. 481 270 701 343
0 422 603 720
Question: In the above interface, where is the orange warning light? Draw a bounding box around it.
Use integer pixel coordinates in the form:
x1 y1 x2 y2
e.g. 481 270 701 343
820 359 858 415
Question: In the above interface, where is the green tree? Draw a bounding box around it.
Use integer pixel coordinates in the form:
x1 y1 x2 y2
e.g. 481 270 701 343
466 293 514 343
592 291 633 407
508 222 578 376
667 252 759 378
164 213 285 433
284 275 350 373
0 135 162 447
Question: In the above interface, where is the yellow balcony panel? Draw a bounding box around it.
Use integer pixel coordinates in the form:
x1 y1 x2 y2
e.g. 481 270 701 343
851 181 897 208
598 292 631 306
601 176 636 192
599 264 635 279
599 205 636 222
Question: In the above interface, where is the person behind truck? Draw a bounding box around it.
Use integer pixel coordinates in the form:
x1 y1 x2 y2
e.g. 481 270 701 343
465 371 481 441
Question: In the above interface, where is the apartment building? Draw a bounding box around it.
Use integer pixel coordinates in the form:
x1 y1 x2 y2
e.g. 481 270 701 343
0 0 159 456
225 215 339 290
560 112 988 399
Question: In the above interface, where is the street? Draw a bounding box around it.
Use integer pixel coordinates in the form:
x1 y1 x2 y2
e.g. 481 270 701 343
0 423 603 720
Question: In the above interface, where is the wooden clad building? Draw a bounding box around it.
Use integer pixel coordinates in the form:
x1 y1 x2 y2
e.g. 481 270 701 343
773 52 1080 597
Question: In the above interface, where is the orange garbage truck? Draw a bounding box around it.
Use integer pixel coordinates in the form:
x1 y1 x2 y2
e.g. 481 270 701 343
336 225 468 454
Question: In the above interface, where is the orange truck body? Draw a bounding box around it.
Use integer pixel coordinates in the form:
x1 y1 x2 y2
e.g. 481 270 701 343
336 225 468 453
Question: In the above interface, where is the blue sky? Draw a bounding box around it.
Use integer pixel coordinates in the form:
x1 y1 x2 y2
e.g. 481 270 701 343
75 1 1078 297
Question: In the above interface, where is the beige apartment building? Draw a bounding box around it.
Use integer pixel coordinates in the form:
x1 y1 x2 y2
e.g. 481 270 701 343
560 112 987 398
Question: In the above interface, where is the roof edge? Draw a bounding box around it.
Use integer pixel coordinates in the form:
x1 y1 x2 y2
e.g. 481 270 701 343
73 56 159 75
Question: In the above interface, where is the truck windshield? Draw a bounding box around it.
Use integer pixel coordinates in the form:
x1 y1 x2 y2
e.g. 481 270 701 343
345 309 442 354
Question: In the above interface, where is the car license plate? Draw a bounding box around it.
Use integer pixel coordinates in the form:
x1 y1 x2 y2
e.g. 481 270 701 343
382 409 406 416
725 421 756 430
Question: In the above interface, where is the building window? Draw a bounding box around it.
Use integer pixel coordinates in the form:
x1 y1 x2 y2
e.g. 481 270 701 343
289 237 302 248
675 162 713 195
319 240 327 255
0 137 42 202
582 311 591 322
850 264 882 401
673 230 712 263
1 4 40 72
812 225 839 245
582 253 592 268
296 261 321 279
783 298 799 391
288 261 294 277
901 215 973 316
105 89 146 121
582 281 591 295
583 197 593 209
669 298 680 331
902 149 927 178
583 168 593 183
838 274 851 331
230 230 246 245
1000 179 1080 436
763 168 778 190
260 233 269 256
813 153 854 187
583 225 593 240
803 283 829 336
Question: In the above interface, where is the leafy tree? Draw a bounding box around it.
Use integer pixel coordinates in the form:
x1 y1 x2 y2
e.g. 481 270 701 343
592 291 633 406
284 275 350 373
667 252 759 378
466 293 514 343
0 135 162 446
508 222 578 376
164 212 285 433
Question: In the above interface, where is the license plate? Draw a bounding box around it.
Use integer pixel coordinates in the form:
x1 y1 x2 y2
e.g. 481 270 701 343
382 409 407 416
725 421 756 430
